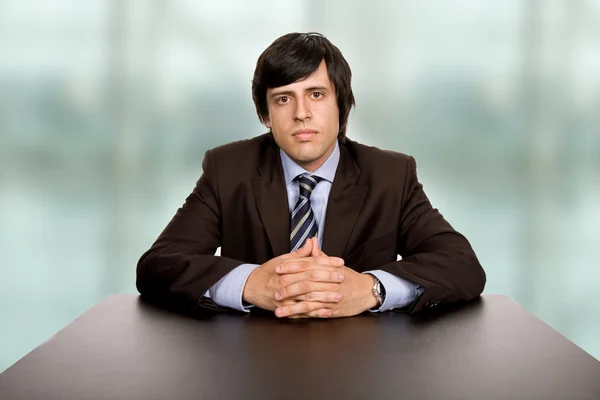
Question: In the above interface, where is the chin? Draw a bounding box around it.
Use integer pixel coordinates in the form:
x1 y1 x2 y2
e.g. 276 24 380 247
295 150 322 162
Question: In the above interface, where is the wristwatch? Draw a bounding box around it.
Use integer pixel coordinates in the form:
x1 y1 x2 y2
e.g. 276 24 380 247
369 275 386 309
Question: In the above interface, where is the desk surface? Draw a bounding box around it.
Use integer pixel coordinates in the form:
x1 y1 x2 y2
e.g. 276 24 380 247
1 294 599 399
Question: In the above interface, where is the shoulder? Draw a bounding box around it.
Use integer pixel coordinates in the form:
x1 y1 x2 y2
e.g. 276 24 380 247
208 133 274 161
202 133 277 174
343 137 415 174
200 133 280 184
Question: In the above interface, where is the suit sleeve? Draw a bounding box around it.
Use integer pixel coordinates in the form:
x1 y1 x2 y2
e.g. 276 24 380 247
378 156 486 314
136 149 244 312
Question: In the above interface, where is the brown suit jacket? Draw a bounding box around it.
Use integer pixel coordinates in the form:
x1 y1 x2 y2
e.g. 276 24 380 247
136 134 486 314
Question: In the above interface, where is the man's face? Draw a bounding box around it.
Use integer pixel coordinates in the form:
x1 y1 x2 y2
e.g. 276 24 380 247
265 60 340 172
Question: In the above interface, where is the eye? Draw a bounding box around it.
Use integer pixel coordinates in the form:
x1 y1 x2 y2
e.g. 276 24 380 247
277 96 289 104
311 92 323 99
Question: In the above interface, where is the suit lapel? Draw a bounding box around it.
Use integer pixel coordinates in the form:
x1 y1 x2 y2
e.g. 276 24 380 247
251 138 290 257
322 142 368 257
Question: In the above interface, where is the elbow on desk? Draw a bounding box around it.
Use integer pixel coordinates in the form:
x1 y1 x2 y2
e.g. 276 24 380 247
464 256 487 301
135 247 163 297
437 244 487 303
448 239 487 301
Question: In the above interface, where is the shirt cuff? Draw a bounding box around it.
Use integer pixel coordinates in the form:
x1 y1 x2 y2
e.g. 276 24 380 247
363 270 423 312
203 263 260 312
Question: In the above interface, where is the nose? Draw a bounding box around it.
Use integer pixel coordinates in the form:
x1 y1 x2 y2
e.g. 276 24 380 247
293 97 311 121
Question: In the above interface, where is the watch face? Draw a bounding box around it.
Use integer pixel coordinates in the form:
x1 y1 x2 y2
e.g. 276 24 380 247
376 281 386 303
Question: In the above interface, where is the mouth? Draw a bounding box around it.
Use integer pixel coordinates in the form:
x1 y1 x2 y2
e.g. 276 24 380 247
293 129 318 141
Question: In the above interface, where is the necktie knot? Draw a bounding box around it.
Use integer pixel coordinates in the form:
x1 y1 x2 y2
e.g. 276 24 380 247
296 174 322 199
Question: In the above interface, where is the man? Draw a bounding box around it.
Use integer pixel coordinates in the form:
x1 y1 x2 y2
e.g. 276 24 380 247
136 32 486 319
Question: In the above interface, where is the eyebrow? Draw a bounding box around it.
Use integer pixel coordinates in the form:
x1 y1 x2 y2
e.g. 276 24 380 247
269 85 330 99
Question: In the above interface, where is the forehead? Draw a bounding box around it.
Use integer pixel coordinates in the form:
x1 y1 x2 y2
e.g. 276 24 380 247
267 61 333 94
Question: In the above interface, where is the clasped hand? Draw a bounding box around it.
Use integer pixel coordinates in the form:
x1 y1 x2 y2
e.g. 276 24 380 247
242 238 377 319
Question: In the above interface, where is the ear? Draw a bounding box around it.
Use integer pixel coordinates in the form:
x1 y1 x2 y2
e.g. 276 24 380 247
264 117 271 129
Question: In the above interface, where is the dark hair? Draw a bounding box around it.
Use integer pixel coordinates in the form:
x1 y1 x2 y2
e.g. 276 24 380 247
251 32 355 141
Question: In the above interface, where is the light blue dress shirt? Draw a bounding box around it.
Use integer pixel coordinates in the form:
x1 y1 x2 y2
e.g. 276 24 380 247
204 141 422 312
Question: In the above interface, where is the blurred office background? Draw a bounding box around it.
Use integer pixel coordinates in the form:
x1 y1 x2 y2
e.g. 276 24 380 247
1 0 599 371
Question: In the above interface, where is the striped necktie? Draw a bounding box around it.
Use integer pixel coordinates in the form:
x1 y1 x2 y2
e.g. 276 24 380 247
290 174 323 251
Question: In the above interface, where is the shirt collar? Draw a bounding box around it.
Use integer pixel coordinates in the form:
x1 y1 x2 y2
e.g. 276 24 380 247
280 140 340 185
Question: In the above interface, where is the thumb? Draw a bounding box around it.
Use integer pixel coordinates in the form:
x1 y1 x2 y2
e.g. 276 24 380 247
310 237 328 257
310 237 327 257
310 237 321 257
289 239 313 258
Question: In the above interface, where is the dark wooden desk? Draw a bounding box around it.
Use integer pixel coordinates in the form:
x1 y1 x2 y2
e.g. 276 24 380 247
1 294 599 399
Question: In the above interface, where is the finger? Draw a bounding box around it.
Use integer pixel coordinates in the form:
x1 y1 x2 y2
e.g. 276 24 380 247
278 299 298 307
313 256 344 266
276 257 344 274
275 301 330 318
276 281 341 301
303 308 340 318
276 300 303 318
287 314 310 319
284 306 340 319
294 291 343 303
278 270 345 287
283 255 342 264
